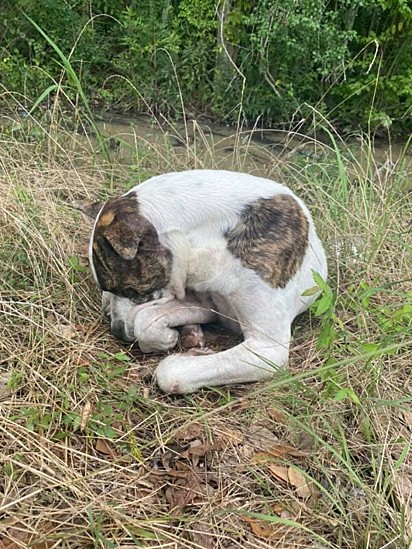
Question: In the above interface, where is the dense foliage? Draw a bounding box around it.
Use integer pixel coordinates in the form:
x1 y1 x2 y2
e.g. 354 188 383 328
2 0 411 134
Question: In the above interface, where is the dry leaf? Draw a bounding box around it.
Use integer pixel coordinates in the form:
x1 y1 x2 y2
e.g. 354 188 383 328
0 526 54 549
280 509 295 520
190 522 215 548
164 471 215 515
95 438 116 457
287 467 314 498
0 372 12 400
394 471 412 535
257 444 309 459
242 516 273 539
272 503 284 515
80 401 92 431
253 451 272 464
246 424 280 451
56 322 77 339
214 427 244 446
271 444 308 458
0 526 28 548
179 439 217 459
249 520 274 539
267 407 287 423
174 422 204 442
267 464 290 483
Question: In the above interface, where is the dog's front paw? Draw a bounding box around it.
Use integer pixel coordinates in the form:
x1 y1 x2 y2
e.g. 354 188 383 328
138 328 179 353
131 306 179 353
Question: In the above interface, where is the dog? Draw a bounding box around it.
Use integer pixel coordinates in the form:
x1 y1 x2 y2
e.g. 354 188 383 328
83 170 327 393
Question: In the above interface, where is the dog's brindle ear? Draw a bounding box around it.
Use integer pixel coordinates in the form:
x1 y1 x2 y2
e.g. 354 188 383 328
72 200 105 220
103 221 140 260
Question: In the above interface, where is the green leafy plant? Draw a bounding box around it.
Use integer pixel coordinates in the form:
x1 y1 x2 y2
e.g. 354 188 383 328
2 1 411 134
304 271 342 350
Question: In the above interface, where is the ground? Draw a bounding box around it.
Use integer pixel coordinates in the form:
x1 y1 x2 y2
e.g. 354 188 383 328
0 117 411 548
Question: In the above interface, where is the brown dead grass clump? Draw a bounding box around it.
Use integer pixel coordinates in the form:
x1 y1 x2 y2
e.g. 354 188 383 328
0 120 411 548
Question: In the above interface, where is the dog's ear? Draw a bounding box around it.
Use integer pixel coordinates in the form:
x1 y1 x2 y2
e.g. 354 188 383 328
103 221 140 260
72 200 105 219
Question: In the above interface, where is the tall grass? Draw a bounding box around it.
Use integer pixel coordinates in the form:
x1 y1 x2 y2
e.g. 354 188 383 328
0 68 411 548
22 14 111 163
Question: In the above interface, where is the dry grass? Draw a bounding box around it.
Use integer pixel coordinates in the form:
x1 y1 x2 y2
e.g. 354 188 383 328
0 115 411 549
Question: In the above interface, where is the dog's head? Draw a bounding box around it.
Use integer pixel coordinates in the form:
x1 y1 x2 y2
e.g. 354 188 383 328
82 193 172 341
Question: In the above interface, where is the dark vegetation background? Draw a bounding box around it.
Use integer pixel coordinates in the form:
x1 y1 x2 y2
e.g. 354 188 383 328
1 0 412 135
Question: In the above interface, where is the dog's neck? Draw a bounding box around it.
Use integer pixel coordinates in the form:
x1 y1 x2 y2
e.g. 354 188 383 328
160 230 190 300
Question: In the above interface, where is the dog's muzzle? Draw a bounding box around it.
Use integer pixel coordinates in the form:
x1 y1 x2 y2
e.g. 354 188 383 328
110 319 135 342
106 293 176 344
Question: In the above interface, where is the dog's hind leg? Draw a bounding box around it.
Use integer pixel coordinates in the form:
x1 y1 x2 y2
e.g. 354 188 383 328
155 330 291 393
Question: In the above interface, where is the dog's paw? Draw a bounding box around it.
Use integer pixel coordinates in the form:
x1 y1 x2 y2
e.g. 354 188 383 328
132 306 179 353
179 324 205 350
155 355 200 394
138 328 179 353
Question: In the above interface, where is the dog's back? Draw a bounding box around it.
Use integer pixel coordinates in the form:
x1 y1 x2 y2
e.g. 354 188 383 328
131 170 296 234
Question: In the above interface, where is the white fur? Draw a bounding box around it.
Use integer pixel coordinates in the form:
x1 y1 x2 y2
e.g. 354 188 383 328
97 170 327 393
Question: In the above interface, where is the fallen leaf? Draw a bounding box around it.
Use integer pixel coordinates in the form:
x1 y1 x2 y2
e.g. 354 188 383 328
0 525 28 548
190 522 215 548
394 471 412 536
179 439 218 459
56 322 77 339
257 444 309 459
95 438 116 457
272 503 284 515
174 422 205 442
214 427 244 446
246 424 280 451
242 516 273 539
80 401 92 431
280 509 295 520
267 464 290 483
267 407 287 423
287 467 314 498
0 372 12 400
164 471 215 515
295 431 315 452
0 525 54 549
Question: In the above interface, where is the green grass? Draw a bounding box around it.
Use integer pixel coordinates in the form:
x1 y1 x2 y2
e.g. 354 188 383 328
0 98 411 548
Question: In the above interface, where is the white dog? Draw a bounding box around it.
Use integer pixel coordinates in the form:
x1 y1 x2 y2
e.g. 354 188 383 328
84 170 327 393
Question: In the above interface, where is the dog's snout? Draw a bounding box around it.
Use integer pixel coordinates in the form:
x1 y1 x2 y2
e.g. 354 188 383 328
111 320 133 342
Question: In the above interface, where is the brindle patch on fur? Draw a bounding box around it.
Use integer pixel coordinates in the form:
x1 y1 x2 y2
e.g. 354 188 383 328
226 194 309 288
98 211 115 227
92 195 172 301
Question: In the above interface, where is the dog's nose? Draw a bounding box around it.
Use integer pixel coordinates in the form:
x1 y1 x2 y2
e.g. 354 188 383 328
111 320 132 342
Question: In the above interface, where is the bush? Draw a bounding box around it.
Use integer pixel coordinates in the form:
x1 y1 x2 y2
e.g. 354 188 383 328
1 0 411 135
